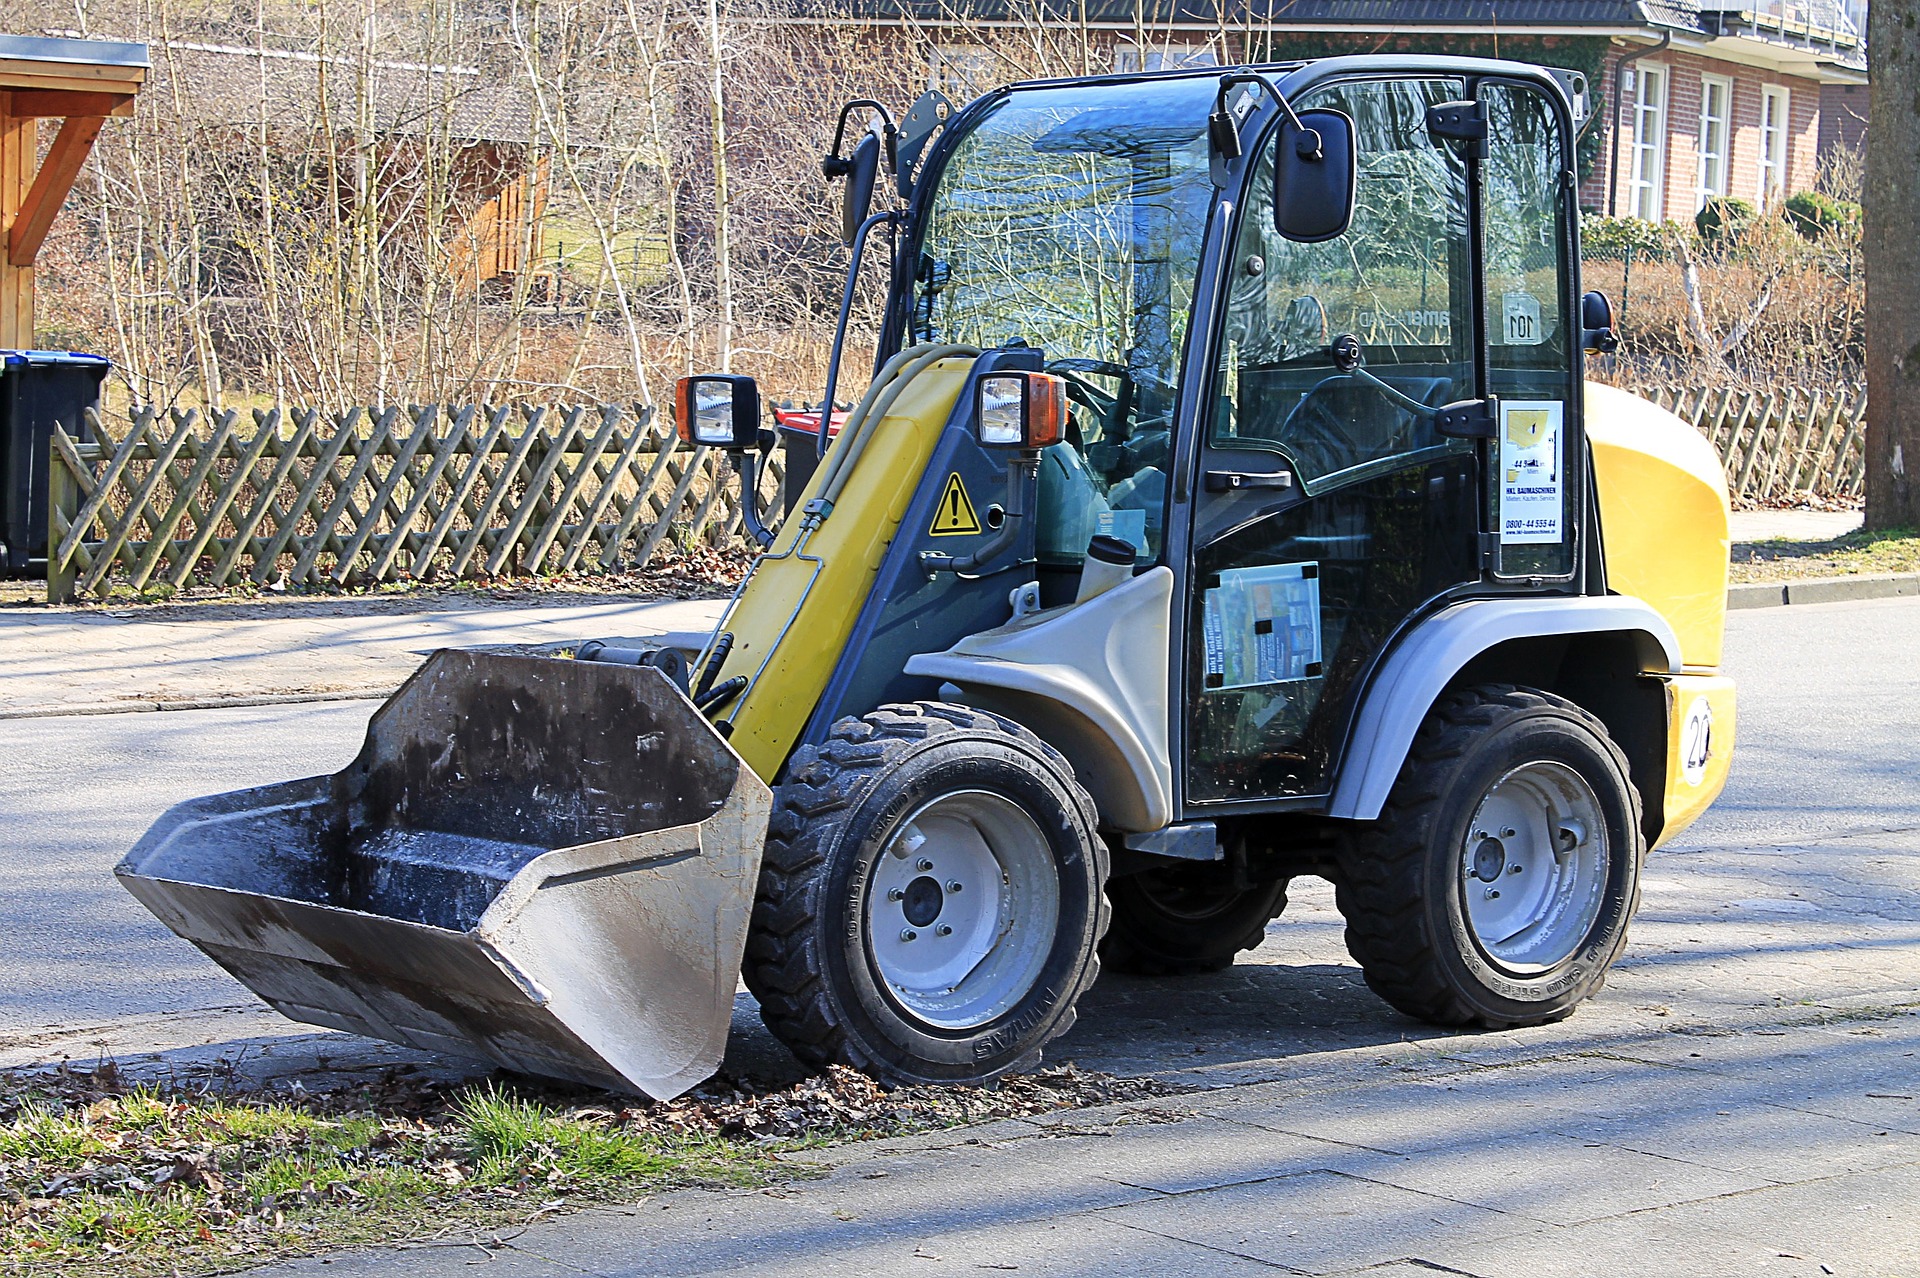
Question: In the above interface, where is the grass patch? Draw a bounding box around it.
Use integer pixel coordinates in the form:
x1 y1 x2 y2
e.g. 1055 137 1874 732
0 1069 775 1278
1 1060 1170 1277
1728 525 1920 584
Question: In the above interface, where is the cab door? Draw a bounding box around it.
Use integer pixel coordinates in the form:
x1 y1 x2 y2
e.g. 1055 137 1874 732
1180 73 1579 808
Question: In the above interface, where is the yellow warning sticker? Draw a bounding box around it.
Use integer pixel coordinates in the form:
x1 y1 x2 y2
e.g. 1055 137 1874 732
928 472 982 536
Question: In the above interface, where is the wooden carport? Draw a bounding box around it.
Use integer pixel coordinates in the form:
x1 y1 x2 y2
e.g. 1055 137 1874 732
0 35 146 347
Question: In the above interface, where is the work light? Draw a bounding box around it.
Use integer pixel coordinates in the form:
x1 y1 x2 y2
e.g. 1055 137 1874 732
675 374 761 451
975 372 1065 450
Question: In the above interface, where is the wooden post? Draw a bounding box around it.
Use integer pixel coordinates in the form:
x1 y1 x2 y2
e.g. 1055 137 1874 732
0 37 146 346
0 95 35 347
45 423 79 603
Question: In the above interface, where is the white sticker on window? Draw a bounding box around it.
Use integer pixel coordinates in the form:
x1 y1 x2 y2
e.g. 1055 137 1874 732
1501 291 1544 345
1201 562 1323 691
1499 400 1563 545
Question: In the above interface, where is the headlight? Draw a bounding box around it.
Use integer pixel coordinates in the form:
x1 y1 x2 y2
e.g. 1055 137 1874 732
974 372 1066 449
674 374 762 450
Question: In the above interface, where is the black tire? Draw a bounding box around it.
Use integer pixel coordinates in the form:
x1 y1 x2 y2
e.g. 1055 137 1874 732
1335 684 1643 1029
1102 862 1288 975
743 702 1109 1086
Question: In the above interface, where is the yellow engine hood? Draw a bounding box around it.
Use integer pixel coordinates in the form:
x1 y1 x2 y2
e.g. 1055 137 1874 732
1585 381 1731 669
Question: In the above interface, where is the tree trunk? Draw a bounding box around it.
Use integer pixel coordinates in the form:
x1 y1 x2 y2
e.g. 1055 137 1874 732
1865 0 1920 530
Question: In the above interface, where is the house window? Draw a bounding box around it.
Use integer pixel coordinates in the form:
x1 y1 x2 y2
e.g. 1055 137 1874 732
930 45 993 97
1758 86 1790 207
1626 64 1668 221
1112 40 1218 74
1696 74 1732 209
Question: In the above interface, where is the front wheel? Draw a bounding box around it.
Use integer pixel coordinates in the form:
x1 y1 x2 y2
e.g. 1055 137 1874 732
1335 684 1643 1028
744 703 1108 1086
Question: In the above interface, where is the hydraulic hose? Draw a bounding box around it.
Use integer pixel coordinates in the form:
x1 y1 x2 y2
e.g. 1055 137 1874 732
812 342 980 516
696 341 980 730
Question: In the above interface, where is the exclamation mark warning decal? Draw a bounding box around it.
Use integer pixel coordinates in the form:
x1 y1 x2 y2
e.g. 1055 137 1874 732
928 473 982 536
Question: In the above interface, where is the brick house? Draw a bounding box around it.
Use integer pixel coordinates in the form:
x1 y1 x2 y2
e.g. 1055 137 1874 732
1585 1 1866 220
850 0 1866 221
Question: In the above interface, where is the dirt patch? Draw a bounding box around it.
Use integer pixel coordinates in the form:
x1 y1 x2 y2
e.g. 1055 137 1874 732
1 1059 1175 1277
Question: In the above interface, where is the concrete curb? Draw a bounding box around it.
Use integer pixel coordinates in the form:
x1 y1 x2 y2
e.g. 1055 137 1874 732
0 688 391 721
1727 572 1920 610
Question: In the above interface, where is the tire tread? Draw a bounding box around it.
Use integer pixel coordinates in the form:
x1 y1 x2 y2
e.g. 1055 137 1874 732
743 702 1108 1083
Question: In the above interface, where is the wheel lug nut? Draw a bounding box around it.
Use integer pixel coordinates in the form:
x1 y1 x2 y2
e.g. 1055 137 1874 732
1502 828 1517 838
887 888 905 902
1508 865 1523 875
936 924 953 937
1486 888 1500 899
900 928 917 942
916 858 934 872
946 880 963 893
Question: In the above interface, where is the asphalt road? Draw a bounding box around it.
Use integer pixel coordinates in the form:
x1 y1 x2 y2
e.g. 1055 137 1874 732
1 595 1915 1057
5 595 1919 1276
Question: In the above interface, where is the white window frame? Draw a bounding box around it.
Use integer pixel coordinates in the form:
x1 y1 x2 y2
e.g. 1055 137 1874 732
930 44 992 97
1758 85 1790 208
1696 73 1733 210
1626 63 1669 221
1112 39 1219 74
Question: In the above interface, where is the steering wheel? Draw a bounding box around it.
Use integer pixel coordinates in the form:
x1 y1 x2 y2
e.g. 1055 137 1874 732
1045 358 1129 444
1278 370 1422 477
1045 357 1128 379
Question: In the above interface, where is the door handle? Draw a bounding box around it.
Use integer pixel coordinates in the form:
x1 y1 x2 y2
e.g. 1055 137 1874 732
1205 469 1294 493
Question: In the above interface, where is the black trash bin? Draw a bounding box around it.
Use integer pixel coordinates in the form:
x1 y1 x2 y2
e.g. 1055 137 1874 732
0 350 110 576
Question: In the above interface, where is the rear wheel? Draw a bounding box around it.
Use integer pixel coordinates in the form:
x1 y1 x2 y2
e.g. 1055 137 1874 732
1335 684 1643 1028
744 702 1108 1086
1102 862 1287 975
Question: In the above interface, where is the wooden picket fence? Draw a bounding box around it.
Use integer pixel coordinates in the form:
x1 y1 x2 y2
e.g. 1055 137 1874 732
1622 381 1868 503
47 402 782 603
43 380 1860 602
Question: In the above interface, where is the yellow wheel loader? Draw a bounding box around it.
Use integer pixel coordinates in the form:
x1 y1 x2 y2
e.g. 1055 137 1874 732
119 58 1736 1099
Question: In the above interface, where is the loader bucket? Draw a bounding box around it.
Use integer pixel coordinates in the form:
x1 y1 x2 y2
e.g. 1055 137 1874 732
116 651 772 1100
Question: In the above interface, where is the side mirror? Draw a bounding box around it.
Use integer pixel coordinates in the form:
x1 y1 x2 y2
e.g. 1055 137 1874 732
840 131 882 246
675 374 761 451
1581 290 1620 354
1274 109 1356 244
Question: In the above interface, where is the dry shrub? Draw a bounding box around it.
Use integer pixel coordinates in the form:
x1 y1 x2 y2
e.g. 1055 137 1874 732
1582 213 1862 392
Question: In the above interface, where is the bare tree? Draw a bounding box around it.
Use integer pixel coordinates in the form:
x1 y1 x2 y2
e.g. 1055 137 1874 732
1865 0 1919 530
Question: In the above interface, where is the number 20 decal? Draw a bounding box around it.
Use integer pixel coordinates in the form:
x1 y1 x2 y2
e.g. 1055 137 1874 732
1680 696 1714 787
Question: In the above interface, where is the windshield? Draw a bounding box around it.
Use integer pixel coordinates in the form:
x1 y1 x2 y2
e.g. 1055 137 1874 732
911 77 1218 562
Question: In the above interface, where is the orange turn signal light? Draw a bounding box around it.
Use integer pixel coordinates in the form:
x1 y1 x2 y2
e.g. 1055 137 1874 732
976 372 1067 450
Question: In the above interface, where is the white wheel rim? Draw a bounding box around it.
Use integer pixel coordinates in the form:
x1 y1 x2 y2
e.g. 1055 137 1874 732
1460 761 1609 972
867 790 1060 1030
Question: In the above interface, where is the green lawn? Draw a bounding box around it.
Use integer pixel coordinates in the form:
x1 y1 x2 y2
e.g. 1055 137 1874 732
1728 526 1920 584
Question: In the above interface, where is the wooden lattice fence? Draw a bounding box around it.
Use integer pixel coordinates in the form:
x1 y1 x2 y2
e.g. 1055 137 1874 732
1621 381 1868 504
47 403 782 603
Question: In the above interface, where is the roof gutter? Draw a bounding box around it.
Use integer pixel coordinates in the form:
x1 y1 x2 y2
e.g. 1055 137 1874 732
1606 27 1671 218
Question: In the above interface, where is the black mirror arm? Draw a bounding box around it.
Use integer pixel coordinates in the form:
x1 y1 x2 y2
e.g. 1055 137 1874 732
1210 71 1318 161
818 209 902 449
824 99 899 177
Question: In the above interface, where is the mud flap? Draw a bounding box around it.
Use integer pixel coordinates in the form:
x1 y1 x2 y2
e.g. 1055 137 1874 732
116 651 772 1099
